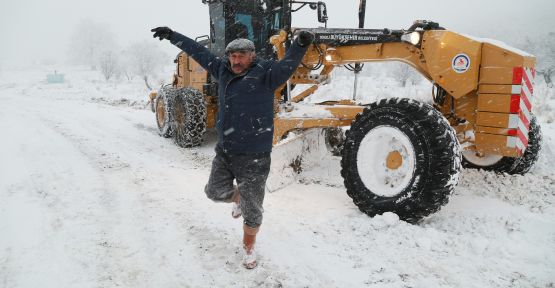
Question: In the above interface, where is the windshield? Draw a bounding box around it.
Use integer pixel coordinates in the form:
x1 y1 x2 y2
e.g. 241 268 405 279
208 0 285 58
235 14 255 40
232 2 282 59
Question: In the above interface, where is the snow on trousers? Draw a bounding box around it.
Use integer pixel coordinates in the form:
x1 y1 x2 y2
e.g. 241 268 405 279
204 146 271 228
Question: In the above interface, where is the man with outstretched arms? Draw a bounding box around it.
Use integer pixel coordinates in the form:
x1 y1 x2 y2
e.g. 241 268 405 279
151 26 313 269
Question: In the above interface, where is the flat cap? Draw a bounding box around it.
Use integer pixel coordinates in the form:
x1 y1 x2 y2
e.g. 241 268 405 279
225 38 255 54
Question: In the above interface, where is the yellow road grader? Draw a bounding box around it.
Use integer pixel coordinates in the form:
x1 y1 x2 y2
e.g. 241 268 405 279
149 0 541 223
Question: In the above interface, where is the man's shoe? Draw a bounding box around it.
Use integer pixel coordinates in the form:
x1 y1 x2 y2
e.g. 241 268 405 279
232 202 242 219
242 247 257 269
242 226 258 269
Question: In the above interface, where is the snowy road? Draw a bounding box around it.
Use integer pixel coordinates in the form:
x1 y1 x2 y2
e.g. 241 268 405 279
1 70 554 287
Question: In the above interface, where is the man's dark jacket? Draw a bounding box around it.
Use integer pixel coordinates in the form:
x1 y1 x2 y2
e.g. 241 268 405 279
169 32 308 154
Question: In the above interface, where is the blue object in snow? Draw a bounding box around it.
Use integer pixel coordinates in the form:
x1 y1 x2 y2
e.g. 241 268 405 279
47 71 65 83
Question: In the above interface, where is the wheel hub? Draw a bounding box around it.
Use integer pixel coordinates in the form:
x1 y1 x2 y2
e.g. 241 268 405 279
174 101 184 125
386 150 403 170
156 100 166 127
356 125 416 197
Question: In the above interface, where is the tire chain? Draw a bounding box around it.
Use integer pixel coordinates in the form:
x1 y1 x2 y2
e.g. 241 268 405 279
171 87 207 148
156 85 178 138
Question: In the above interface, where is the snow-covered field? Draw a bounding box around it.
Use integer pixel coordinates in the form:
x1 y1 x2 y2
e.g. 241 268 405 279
1 66 554 288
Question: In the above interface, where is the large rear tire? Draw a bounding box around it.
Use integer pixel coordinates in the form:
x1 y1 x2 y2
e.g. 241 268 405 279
171 87 207 148
341 98 461 223
462 115 542 175
155 85 176 138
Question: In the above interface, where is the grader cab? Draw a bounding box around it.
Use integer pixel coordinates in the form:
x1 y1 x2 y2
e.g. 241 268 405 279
149 0 541 223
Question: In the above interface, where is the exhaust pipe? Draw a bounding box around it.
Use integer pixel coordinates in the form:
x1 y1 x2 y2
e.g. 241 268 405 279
358 0 366 29
353 0 366 100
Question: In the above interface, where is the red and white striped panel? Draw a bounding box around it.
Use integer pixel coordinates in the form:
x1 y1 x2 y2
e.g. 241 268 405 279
506 67 535 155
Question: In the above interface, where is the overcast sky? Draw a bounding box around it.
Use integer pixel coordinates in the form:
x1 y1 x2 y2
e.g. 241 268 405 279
1 0 554 67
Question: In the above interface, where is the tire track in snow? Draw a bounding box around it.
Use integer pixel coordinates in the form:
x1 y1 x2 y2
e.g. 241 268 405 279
0 96 117 287
32 112 163 287
4 91 170 287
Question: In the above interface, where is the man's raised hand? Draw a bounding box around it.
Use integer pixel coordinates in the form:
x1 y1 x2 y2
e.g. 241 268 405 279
296 30 315 47
151 27 173 41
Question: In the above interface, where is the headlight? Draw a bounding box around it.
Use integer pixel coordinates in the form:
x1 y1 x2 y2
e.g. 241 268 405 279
401 32 421 46
324 48 340 63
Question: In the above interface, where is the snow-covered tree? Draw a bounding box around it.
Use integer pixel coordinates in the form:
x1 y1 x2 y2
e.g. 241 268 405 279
98 50 119 81
67 19 118 70
122 41 167 89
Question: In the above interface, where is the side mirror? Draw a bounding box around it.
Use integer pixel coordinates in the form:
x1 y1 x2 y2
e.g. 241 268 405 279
317 2 328 25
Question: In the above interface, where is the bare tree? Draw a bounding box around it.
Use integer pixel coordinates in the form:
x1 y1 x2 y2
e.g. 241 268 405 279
67 19 118 70
390 62 417 87
98 50 119 81
118 49 135 81
123 41 168 89
519 32 555 87
536 32 555 87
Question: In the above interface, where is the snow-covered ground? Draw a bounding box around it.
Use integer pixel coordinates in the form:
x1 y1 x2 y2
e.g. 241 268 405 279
1 66 554 288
